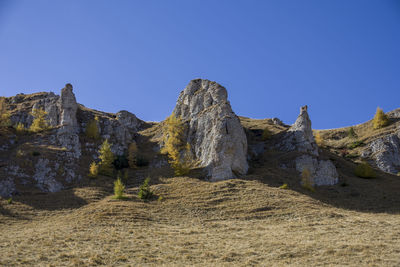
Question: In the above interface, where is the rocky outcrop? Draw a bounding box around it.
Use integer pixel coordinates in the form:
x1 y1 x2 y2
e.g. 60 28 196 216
33 158 63 193
280 106 318 155
295 155 338 186
172 79 248 181
0 178 15 198
361 132 400 174
59 83 78 133
57 84 81 159
279 106 338 186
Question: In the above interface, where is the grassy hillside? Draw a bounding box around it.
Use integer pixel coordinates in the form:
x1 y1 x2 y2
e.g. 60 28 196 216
1 110 400 266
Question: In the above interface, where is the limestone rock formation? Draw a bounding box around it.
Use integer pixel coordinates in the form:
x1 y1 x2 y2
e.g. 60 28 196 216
361 132 400 174
279 106 338 186
172 79 248 181
280 105 318 155
59 83 78 133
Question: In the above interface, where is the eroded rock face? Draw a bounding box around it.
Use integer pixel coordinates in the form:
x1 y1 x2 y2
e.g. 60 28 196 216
295 155 338 186
362 133 400 174
281 106 318 155
278 106 338 186
33 158 63 193
59 83 78 133
57 84 81 159
173 79 248 180
0 178 15 198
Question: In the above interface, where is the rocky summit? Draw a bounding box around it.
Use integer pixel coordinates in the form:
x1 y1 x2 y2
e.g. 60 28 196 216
173 79 248 181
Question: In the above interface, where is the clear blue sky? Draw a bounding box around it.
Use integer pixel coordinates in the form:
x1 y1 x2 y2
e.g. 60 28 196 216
0 0 399 129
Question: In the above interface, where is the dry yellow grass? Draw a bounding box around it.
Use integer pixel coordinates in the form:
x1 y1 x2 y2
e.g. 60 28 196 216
1 171 400 266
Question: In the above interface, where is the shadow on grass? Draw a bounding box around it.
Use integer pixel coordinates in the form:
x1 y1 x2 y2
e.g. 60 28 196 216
246 148 400 214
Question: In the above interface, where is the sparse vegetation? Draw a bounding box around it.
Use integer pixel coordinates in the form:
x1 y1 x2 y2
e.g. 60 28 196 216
88 162 99 178
138 177 153 200
347 127 357 139
314 131 323 147
0 97 11 127
15 122 26 134
354 161 377 178
113 176 126 200
128 142 138 168
98 139 115 176
372 107 389 130
279 183 288 189
85 117 100 140
347 140 365 149
29 108 49 132
301 168 315 192
261 128 272 140
16 149 24 158
161 113 192 176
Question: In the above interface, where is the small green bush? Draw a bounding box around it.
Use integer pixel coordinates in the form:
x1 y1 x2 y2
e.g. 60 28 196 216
7 198 12 204
354 162 376 178
279 183 288 189
345 153 358 159
347 141 365 149
347 127 357 139
88 161 99 178
113 177 126 199
138 177 153 200
15 122 26 134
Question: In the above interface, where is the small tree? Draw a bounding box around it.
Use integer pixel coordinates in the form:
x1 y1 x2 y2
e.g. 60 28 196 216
373 107 389 130
85 116 100 140
15 122 26 134
301 168 315 192
114 176 125 199
98 139 115 176
314 131 323 147
0 112 11 127
161 113 192 176
138 177 153 200
128 142 138 168
29 108 49 132
88 161 99 178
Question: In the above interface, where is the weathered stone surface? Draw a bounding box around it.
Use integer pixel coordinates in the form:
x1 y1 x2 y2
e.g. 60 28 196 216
280 106 318 155
278 106 338 186
172 79 248 180
362 133 400 174
57 84 81 159
33 158 63 193
59 83 78 133
0 178 15 198
295 155 339 186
